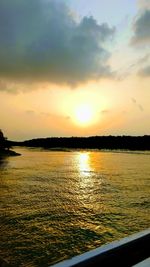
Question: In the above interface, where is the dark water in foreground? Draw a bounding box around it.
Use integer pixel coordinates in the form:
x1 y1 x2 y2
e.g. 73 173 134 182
0 148 150 267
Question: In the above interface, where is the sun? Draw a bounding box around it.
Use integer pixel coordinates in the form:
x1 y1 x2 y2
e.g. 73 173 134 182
73 104 95 126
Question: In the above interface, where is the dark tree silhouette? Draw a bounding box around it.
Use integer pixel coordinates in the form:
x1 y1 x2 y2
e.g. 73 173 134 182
0 129 11 151
0 129 5 150
12 135 150 151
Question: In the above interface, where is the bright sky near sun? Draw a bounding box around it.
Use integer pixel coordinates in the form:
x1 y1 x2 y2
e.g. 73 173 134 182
0 0 150 140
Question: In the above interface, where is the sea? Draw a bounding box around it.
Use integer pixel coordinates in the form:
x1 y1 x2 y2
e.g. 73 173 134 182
0 147 150 267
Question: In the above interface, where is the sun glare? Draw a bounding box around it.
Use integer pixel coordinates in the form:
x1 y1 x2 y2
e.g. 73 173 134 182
73 104 95 126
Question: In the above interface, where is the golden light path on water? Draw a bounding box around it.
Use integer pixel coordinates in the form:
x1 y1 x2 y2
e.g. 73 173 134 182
78 152 91 176
0 148 150 267
77 153 97 193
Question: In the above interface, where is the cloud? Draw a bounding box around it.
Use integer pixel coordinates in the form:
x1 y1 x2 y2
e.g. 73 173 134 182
131 9 150 45
137 0 150 9
0 0 115 92
135 54 150 77
130 5 150 77
138 65 150 77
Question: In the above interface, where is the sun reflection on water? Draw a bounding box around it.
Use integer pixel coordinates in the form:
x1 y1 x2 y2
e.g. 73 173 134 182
76 152 95 193
76 152 96 204
78 152 92 177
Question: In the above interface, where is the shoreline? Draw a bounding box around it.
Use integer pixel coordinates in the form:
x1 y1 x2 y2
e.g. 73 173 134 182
13 146 150 155
0 149 21 157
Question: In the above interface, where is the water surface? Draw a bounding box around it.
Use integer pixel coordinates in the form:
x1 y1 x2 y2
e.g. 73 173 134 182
0 148 150 266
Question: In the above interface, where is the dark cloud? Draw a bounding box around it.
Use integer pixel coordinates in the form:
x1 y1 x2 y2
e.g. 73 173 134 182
131 9 150 45
0 0 115 91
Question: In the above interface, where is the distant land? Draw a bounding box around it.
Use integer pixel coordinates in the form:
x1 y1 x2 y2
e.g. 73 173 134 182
10 135 150 151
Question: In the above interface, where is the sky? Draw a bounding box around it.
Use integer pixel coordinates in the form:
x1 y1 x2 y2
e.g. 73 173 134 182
0 0 150 141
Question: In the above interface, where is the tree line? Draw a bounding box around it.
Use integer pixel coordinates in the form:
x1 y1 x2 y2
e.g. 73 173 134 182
12 135 150 150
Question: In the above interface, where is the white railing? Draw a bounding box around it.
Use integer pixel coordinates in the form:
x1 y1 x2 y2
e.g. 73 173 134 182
51 229 150 267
